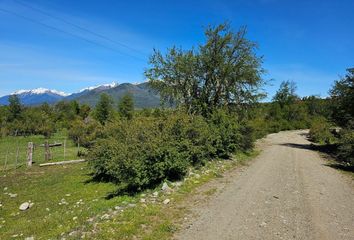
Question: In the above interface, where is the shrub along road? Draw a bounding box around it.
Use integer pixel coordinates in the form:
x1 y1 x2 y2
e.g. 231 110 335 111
175 130 354 240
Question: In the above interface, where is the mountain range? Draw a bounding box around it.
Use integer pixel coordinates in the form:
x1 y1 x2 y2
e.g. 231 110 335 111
0 82 161 108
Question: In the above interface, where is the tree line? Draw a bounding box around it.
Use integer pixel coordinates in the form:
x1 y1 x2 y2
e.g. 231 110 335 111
0 93 134 140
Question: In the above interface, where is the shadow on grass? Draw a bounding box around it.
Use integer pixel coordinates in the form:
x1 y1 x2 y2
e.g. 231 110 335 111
84 173 163 199
83 173 113 184
104 180 166 199
82 173 130 199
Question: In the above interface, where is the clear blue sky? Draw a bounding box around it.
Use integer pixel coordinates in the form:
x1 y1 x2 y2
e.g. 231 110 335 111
0 0 353 99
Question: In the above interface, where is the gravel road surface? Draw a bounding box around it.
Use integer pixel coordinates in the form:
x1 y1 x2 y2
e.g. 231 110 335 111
175 130 354 240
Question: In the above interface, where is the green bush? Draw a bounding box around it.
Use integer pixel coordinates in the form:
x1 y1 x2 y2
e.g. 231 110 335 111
249 117 269 139
309 117 335 144
337 129 354 166
208 110 245 158
88 110 252 193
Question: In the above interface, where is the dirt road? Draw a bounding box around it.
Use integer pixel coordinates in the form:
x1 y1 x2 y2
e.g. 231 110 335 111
175 130 354 240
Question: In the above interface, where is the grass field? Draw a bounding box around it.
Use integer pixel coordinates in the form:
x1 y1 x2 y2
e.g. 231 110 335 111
0 131 82 170
0 151 257 239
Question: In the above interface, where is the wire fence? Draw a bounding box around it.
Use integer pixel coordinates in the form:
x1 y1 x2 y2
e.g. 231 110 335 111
0 135 83 171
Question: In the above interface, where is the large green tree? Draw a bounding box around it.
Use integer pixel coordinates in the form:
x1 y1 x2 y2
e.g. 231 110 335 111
145 23 264 115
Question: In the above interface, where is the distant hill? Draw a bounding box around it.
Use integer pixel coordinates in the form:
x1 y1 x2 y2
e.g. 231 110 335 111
0 82 161 109
72 82 161 108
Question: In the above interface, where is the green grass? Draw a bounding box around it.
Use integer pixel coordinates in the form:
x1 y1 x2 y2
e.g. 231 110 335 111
0 151 258 240
0 131 81 170
0 163 132 239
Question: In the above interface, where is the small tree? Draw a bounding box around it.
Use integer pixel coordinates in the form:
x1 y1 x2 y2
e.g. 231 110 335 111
7 94 23 121
330 68 354 127
70 100 80 115
118 94 134 120
79 104 91 119
273 80 298 108
94 93 114 125
69 118 102 148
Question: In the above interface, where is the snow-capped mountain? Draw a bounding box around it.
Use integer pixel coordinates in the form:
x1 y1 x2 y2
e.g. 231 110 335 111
79 82 118 93
12 88 68 97
0 82 160 108
0 83 118 105
65 82 118 100
0 88 68 105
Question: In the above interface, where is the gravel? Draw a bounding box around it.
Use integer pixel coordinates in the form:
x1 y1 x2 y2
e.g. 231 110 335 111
175 130 354 240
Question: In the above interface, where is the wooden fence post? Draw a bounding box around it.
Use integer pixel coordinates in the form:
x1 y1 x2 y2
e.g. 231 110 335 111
44 140 51 161
15 142 19 169
4 149 9 170
63 139 66 161
27 142 33 167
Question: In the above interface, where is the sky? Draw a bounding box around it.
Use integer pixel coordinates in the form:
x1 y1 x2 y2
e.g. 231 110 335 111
0 0 353 99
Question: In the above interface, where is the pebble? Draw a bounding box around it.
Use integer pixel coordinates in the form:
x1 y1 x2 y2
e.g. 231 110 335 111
163 199 170 205
174 181 183 187
19 202 30 211
100 214 110 220
69 231 79 236
259 221 267 227
161 182 172 192
153 191 159 197
9 193 17 198
59 198 68 205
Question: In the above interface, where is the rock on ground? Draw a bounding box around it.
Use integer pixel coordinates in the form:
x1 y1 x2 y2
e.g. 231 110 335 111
19 202 30 211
